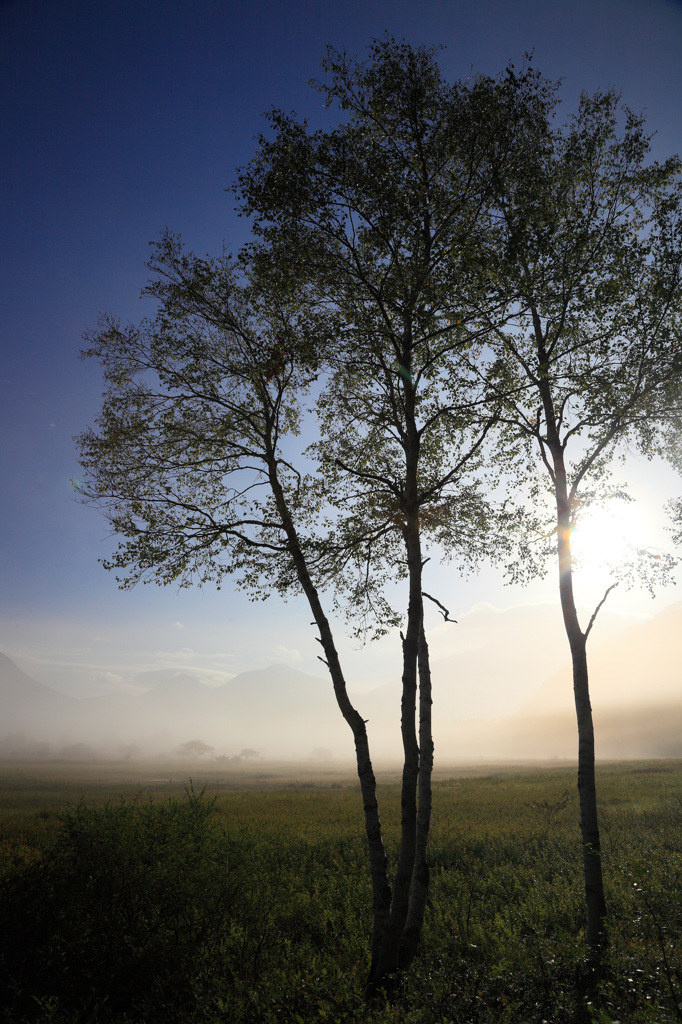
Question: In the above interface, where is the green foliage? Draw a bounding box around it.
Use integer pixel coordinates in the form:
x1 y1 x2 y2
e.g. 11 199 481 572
68 32 682 1018
1 785 241 1020
2 765 682 1023
75 231 322 599
476 63 682 586
237 39 533 631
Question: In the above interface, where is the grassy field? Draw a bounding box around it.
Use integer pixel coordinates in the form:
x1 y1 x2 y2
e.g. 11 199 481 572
1 758 681 1023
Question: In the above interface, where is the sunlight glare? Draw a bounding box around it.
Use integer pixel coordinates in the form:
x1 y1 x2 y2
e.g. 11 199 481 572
570 501 645 583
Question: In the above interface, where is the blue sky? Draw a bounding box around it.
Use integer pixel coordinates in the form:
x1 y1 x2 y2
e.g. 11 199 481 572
2 0 682 699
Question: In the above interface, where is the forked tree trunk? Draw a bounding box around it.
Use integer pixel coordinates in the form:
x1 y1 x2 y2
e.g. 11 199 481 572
366 362 436 986
368 342 436 989
535 347 608 952
370 527 422 987
399 620 433 968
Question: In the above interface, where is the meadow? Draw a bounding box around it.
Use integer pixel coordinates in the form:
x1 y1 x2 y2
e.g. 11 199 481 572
1 759 681 1023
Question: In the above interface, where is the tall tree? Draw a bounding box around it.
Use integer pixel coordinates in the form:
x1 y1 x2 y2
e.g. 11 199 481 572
76 236 396 973
475 68 682 950
236 38 524 982
77 40 533 992
76 228 512 992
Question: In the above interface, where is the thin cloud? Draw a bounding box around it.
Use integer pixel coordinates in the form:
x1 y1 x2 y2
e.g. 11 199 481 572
272 645 303 663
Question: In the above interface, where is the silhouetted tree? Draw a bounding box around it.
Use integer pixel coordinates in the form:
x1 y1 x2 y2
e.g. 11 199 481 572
474 66 682 951
177 740 214 759
75 40 678 995
77 36 527 985
76 234 396 981
236 40 525 983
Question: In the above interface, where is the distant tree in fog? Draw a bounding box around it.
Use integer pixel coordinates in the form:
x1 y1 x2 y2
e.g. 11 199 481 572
177 740 215 759
119 743 142 761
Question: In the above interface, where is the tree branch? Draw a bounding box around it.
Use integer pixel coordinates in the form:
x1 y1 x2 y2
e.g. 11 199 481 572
584 581 619 642
422 591 457 623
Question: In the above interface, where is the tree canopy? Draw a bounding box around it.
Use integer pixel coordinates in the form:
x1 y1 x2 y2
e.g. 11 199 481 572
471 68 682 948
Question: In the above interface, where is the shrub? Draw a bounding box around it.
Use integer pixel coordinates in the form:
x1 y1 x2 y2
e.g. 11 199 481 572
0 785 240 1021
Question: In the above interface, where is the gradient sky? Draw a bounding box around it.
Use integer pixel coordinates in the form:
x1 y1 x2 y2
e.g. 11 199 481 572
2 0 682 701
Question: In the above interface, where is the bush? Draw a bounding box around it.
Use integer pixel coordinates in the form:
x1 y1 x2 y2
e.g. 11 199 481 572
0 785 240 1021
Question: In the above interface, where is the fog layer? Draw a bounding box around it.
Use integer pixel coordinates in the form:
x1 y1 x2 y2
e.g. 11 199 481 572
2 602 681 761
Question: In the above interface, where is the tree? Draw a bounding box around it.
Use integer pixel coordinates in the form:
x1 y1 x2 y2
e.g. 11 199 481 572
78 233 485 990
473 67 682 951
239 748 260 760
77 41 528 992
236 38 525 983
177 739 214 759
76 234 393 979
80 39 682 994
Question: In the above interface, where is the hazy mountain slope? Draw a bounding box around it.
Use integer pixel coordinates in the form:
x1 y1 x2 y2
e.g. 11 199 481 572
0 651 78 734
1 601 681 759
519 602 682 717
0 656 350 757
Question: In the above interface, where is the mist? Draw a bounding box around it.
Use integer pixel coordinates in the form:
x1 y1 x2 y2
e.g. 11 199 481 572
2 601 682 763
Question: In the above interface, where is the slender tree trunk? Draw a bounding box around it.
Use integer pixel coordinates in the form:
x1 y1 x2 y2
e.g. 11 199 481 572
371 524 422 986
399 619 433 968
265 450 392 969
554 463 607 951
534 331 608 952
370 347 425 987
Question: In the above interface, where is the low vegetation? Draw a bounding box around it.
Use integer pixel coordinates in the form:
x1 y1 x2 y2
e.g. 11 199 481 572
1 760 682 1023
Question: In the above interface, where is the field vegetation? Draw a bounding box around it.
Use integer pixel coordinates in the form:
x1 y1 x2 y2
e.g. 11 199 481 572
1 759 682 1023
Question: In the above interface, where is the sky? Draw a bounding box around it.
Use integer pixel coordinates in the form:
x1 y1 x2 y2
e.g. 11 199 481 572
2 0 682 712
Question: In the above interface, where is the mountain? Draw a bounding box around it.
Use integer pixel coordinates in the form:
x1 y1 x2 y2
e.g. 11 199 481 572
518 602 682 717
2 603 681 760
0 655 349 758
0 651 78 732
433 603 682 761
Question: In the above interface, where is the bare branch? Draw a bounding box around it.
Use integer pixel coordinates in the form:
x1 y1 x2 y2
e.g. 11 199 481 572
422 591 457 623
584 582 620 642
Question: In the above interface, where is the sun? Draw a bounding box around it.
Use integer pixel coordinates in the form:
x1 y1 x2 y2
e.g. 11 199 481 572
570 501 644 588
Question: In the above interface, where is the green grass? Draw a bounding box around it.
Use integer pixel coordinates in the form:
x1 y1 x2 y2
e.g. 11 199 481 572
1 759 682 1022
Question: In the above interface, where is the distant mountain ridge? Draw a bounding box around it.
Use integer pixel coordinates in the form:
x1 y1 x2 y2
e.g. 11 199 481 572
2 601 682 761
0 654 348 759
0 652 77 712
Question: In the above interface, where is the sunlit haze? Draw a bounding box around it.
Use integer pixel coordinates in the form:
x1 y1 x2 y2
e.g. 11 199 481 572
2 0 682 762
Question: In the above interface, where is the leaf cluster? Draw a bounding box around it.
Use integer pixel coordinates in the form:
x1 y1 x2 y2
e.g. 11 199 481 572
77 232 322 597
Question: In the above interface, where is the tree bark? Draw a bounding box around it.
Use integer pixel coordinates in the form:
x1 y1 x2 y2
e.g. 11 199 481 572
532 324 607 951
399 619 433 968
370 522 422 986
554 457 607 950
369 339 427 988
265 446 392 969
